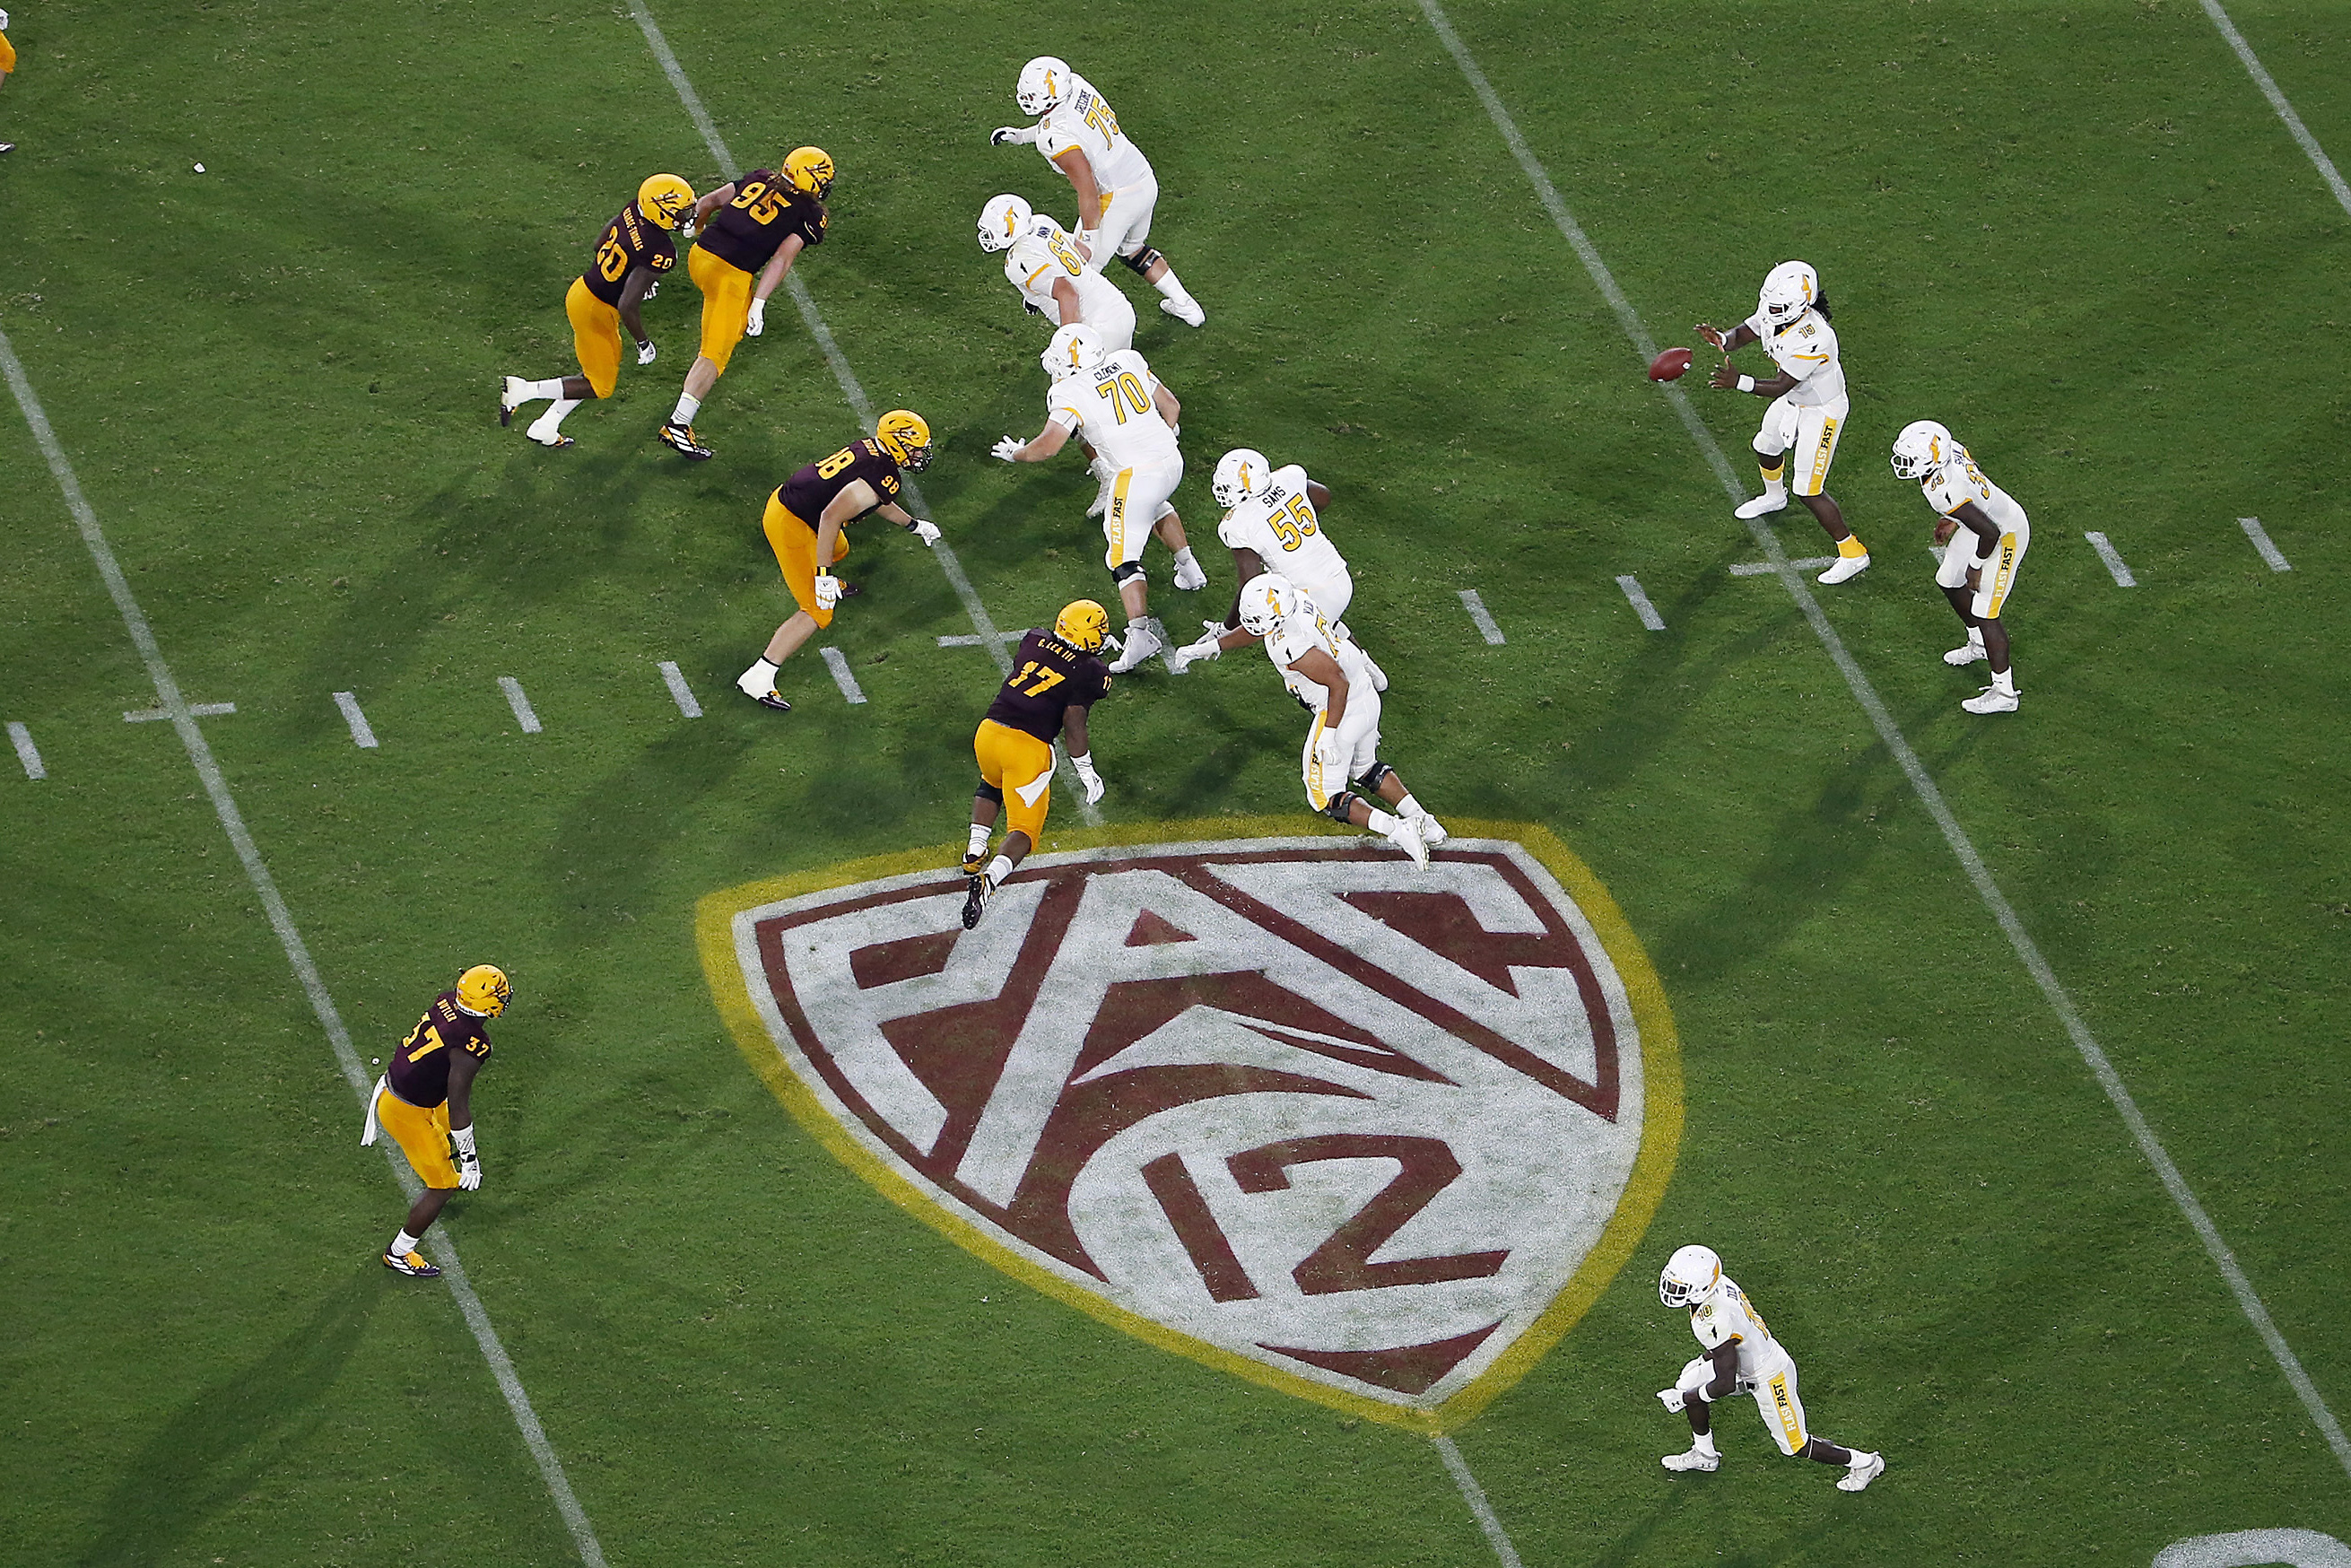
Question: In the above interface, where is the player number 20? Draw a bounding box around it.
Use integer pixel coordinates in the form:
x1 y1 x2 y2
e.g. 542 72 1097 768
596 236 630 283
1093 373 1152 425
1269 495 1318 551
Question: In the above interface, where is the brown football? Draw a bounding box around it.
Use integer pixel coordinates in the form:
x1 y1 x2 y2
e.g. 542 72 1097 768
1649 346 1694 382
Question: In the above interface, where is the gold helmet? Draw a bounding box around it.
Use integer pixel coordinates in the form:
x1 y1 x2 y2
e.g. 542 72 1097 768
781 146 835 200
455 964 512 1018
875 409 933 472
636 172 696 230
1053 598 1110 652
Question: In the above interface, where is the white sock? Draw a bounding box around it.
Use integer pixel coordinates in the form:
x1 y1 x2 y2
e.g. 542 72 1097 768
966 824 990 860
527 378 566 400
390 1228 422 1255
528 399 579 439
670 393 701 424
1992 667 2016 696
1364 806 1401 835
738 657 779 693
1174 545 1197 571
986 853 1014 886
1694 1433 1719 1458
1966 628 1985 648
1152 266 1196 306
1397 793 1424 819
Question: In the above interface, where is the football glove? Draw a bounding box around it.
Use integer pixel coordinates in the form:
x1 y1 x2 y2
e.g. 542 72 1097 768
990 126 1039 146
1314 731 1345 777
451 1124 483 1191
679 217 697 241
814 573 840 611
1164 633 1222 675
745 298 766 337
1070 752 1106 805
991 435 1026 463
909 519 941 547
1075 230 1101 264
1656 1386 1687 1414
636 340 657 366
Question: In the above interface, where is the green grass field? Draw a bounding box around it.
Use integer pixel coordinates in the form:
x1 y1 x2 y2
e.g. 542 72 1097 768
5 1 2351 1564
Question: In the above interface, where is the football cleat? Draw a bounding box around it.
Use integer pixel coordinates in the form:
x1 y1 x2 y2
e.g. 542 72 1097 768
1385 814 1431 868
1173 554 1208 591
1962 684 2018 714
742 687 792 712
658 421 714 459
1944 634 1988 666
499 376 527 427
962 874 993 930
1817 553 1870 585
960 851 986 877
1161 296 1206 327
1106 617 1165 673
383 1248 441 1278
1734 491 1788 519
1837 1452 1886 1493
875 408 933 472
1661 1447 1720 1475
529 431 576 449
1414 812 1450 848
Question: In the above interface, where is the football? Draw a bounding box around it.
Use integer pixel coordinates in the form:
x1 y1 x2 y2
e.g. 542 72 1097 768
1648 346 1694 382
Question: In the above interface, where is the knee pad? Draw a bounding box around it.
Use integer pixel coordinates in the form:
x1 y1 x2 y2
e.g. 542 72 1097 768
1319 790 1358 824
1120 246 1165 277
1111 561 1146 585
975 782 1005 806
1352 762 1392 795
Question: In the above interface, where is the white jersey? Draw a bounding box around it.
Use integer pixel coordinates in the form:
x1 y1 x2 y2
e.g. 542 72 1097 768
1037 74 1154 193
1046 347 1178 470
1263 594 1371 714
1922 450 2028 536
1689 1276 1796 1383
1741 307 1846 408
1218 466 1349 600
1005 219 1125 326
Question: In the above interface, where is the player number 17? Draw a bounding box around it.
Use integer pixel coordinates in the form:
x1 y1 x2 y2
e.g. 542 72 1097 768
1010 660 1065 697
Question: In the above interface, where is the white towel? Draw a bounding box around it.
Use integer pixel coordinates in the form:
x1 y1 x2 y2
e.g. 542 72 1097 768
361 1076 387 1146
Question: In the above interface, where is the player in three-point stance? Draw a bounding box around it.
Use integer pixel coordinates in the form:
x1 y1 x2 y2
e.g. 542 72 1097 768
992 323 1207 673
500 174 695 449
962 599 1114 930
1235 572 1442 865
989 57 1204 327
1654 1244 1885 1491
1699 261 1869 585
1892 420 2031 714
736 412 939 712
362 965 511 1278
659 146 833 460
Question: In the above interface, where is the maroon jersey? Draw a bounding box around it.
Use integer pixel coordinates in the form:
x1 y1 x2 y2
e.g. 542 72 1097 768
387 991 492 1109
985 629 1112 744
698 170 826 274
580 202 676 307
779 438 902 526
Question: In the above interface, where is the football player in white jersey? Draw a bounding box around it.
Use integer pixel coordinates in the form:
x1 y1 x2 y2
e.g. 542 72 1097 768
1699 261 1870 585
1239 573 1441 863
990 57 1205 327
1166 449 1380 684
991 324 1207 672
1893 420 2031 713
1654 1244 1885 1491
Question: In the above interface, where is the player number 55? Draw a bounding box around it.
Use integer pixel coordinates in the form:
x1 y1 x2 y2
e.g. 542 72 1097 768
1269 495 1318 551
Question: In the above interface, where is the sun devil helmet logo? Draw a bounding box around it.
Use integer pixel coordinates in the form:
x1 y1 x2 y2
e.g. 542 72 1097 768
702 831 1679 1430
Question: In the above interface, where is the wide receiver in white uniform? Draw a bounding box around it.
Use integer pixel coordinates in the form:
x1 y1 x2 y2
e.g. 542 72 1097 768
1700 261 1869 585
992 324 1207 672
1239 572 1441 864
1654 1244 1884 1491
990 56 1205 327
1167 448 1379 684
1893 420 2031 714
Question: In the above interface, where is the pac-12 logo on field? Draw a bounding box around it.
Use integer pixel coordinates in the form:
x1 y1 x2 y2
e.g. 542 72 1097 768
699 825 1681 1432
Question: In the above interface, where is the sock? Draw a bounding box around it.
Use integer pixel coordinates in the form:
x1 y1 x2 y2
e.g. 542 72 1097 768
738 657 779 693
1152 266 1196 306
1694 1433 1719 1458
1397 792 1424 819
986 853 1014 886
670 392 701 425
1966 628 1985 648
1757 458 1786 496
1364 806 1401 835
1174 546 1197 571
528 399 580 440
527 378 566 400
1837 534 1868 559
966 823 990 861
390 1228 422 1256
1991 667 2016 696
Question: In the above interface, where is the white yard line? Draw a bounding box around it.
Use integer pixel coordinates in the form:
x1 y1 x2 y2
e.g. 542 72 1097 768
1432 1435 1525 1568
1730 556 1836 577
128 701 233 721
2156 1528 2351 1568
0 323 612 1566
499 675 544 734
334 691 379 749
1416 0 2351 1486
2085 530 2138 588
2199 0 2351 220
657 659 704 717
2239 517 2293 572
8 720 46 780
1456 588 1506 645
938 631 1028 649
1614 574 1666 632
628 0 1099 826
819 647 869 705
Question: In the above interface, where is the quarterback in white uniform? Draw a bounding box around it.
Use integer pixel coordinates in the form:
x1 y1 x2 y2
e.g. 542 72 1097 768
990 56 1204 327
1893 420 2031 714
992 324 1206 672
1655 1244 1885 1491
1237 573 1441 864
1700 261 1869 585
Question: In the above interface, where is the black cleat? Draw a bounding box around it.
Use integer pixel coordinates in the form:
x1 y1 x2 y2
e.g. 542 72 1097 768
529 432 576 449
658 420 714 459
962 874 993 930
742 687 792 712
836 579 863 598
383 1248 441 1278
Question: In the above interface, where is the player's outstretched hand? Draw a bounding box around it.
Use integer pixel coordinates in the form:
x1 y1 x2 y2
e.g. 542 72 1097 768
990 436 1025 463
745 298 766 337
1072 754 1106 805
1707 360 1743 391
909 519 941 547
1697 323 1728 352
814 572 841 611
637 340 657 366
1656 1386 1686 1414
990 126 1037 146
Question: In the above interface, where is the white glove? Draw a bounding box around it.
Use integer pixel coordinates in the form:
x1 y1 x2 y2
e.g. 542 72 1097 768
1656 1386 1686 1414
1162 645 1198 676
452 1125 483 1191
746 297 766 337
1075 230 1101 265
679 217 698 241
909 519 941 547
1070 753 1106 805
1165 633 1221 675
1314 731 1345 777
990 126 1039 146
814 572 841 611
636 339 657 366
991 435 1026 463
1 11 12 29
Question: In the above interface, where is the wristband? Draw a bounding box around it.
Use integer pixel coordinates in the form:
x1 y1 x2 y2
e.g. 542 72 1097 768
451 1124 478 1155
1737 374 1755 394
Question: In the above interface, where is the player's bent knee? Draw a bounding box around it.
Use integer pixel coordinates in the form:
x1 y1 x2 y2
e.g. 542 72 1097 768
1319 790 1358 824
1120 247 1165 277
1111 562 1146 585
974 782 1005 806
1352 762 1392 794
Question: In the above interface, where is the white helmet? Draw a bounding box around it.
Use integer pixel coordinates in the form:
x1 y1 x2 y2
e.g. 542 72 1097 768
978 193 1032 254
1890 419 1960 482
1236 572 1299 637
1756 260 1819 330
1041 321 1104 379
1658 1244 1723 1309
1016 56 1074 117
1213 448 1272 509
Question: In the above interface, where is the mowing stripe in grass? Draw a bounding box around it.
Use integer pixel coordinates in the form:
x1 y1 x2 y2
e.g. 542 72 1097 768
1614 575 1665 632
658 659 705 717
1458 588 1506 644
2239 517 2292 572
819 647 869 705
0 323 614 1568
334 691 379 749
8 721 45 780
2085 531 2138 588
629 0 1101 825
500 675 544 734
1417 0 2351 1486
2199 0 2351 220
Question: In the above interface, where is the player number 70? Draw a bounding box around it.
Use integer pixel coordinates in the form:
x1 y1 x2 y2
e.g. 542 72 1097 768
1093 373 1153 425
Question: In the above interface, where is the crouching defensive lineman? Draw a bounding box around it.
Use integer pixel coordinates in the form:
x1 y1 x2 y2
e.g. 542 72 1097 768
361 965 511 1278
1655 1243 1885 1491
962 600 1114 929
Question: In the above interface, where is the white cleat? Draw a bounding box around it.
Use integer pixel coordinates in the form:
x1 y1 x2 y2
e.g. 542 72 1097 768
1106 617 1165 673
1173 556 1208 591
1734 491 1787 519
1944 636 1987 666
1161 296 1206 327
1816 553 1870 585
499 375 528 425
1961 684 2018 714
1661 1447 1720 1474
1414 813 1449 848
1385 814 1431 868
1836 1451 1885 1492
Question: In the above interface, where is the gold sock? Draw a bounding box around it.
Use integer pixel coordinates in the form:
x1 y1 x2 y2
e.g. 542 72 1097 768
1758 460 1785 485
1837 535 1867 559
